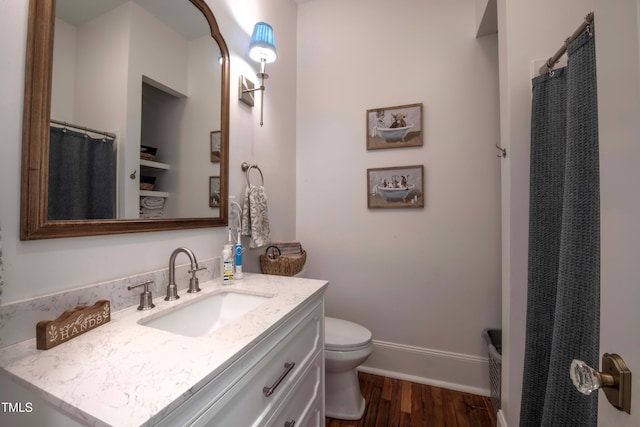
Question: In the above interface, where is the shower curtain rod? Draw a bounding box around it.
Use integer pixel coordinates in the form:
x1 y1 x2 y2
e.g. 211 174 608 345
50 119 116 139
538 11 594 75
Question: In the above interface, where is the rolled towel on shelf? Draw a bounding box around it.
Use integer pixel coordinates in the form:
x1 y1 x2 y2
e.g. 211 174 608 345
140 196 165 209
140 207 164 219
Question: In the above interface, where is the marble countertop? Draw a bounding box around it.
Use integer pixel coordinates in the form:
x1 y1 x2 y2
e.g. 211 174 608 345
0 273 328 426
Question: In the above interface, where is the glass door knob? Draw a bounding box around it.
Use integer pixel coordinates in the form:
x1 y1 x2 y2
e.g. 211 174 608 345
570 359 613 395
570 353 632 414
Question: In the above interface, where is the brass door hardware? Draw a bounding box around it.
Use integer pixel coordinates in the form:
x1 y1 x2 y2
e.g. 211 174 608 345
570 353 632 414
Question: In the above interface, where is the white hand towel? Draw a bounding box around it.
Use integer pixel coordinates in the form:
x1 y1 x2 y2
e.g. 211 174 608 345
241 185 271 248
140 196 165 209
140 208 164 219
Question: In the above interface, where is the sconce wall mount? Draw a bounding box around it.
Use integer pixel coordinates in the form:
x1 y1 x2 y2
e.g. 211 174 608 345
239 76 256 107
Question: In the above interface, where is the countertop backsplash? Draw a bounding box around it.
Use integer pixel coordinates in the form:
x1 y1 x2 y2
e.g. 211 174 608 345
0 257 220 348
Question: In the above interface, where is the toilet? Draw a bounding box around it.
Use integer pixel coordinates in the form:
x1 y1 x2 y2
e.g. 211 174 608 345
293 269 373 419
324 316 373 420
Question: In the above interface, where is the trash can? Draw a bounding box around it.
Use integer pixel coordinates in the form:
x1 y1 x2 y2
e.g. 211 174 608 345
482 329 502 413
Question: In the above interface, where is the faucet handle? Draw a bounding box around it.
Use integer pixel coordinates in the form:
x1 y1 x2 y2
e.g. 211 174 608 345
187 266 206 294
189 266 207 275
128 280 156 311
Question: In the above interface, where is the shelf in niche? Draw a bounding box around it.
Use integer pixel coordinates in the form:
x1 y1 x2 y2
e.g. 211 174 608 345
140 190 169 198
140 159 170 170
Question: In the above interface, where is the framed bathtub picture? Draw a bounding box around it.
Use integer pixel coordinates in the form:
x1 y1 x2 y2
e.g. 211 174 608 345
366 103 423 150
209 176 221 207
210 131 221 162
367 165 424 209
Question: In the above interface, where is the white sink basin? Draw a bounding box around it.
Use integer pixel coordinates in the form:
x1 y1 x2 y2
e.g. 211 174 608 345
140 291 272 337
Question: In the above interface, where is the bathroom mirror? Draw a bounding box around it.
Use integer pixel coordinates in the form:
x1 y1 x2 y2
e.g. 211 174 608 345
20 0 230 240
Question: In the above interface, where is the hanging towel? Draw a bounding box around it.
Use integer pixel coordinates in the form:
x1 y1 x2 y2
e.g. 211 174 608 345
241 184 271 248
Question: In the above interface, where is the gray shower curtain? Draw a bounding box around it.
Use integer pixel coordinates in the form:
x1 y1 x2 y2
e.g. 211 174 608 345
48 126 116 220
520 27 599 427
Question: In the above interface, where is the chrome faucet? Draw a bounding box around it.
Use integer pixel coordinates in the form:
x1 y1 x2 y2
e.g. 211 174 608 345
165 247 205 301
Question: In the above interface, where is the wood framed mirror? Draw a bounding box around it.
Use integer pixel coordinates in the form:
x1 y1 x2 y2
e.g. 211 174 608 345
20 0 230 240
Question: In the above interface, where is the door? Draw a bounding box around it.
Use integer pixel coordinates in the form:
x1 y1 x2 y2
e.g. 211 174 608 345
596 0 640 424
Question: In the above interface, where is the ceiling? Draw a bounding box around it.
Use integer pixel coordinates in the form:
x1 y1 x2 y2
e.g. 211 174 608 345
55 0 210 40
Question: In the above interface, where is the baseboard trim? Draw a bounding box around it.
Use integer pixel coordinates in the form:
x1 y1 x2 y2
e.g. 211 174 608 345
358 339 491 397
497 409 507 427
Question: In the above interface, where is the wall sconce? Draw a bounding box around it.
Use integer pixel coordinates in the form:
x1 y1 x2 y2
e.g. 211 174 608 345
239 22 277 127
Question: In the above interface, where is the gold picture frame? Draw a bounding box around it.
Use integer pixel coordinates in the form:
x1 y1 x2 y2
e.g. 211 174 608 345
366 103 423 150
367 165 424 209
210 130 221 162
209 176 221 207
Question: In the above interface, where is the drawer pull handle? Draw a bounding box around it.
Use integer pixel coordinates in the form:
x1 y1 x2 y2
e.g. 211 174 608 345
263 361 295 397
284 420 296 427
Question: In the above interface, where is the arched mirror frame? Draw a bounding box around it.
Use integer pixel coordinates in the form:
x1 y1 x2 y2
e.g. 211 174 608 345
20 0 230 240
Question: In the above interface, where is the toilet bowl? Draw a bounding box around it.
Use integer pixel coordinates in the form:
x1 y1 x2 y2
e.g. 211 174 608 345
324 316 373 420
292 270 373 419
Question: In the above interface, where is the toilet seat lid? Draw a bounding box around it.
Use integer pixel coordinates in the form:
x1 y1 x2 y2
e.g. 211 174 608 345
325 317 372 349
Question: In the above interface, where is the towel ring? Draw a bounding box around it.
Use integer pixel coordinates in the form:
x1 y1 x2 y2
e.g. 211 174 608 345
241 162 265 186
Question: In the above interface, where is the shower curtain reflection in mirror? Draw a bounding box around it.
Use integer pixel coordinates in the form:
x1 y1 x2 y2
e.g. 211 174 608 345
48 126 117 220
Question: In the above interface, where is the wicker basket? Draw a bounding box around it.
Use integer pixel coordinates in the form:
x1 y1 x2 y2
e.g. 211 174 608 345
482 329 502 413
260 249 307 276
140 176 156 191
140 145 157 161
140 182 155 191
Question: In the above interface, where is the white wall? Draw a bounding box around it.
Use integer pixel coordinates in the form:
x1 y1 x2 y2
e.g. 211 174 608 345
296 0 501 392
596 0 640 425
0 0 297 303
52 6 131 135
51 18 76 121
496 0 594 425
73 2 131 135
178 35 223 218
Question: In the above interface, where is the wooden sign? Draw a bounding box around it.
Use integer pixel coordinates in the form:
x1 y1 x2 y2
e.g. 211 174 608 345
36 300 111 350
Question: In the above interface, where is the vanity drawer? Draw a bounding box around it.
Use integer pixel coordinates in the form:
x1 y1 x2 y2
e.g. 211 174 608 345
265 351 324 427
192 303 323 427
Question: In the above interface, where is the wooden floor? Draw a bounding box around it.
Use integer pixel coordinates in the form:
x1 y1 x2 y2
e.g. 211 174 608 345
326 372 497 427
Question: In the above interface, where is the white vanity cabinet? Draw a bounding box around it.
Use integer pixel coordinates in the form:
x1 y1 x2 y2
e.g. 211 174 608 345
156 295 325 427
264 352 324 427
0 275 328 427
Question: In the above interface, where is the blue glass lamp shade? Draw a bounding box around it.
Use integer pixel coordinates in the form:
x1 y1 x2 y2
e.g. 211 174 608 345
248 22 277 64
